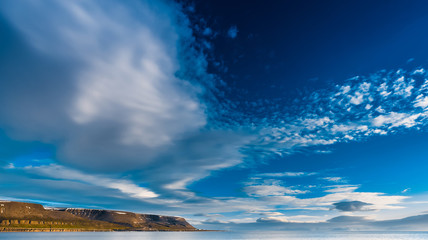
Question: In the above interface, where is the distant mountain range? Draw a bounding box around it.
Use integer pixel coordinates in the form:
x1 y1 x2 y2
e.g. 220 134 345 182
0 201 197 232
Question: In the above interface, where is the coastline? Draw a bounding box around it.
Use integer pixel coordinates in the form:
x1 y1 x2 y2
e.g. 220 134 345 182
0 228 220 232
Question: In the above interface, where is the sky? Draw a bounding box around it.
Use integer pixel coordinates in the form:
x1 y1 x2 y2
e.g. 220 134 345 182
1 0 428 231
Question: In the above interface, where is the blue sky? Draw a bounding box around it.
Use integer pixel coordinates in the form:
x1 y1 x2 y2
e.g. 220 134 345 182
1 0 428 231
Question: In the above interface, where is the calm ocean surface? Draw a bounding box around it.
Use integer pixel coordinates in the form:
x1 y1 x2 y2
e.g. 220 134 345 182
2 231 428 240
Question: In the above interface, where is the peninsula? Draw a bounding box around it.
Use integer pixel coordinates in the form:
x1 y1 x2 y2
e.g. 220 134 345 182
0 201 197 232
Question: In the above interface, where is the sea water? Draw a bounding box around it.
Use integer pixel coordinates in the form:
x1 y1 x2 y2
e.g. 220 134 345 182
1 231 428 240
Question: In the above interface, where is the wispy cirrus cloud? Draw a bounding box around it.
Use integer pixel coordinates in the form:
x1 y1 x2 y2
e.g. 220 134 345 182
323 177 346 183
244 179 308 197
7 163 158 199
255 172 317 178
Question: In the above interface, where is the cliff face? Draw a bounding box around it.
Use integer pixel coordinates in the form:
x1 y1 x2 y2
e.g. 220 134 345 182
65 209 196 230
0 201 196 232
1 201 83 221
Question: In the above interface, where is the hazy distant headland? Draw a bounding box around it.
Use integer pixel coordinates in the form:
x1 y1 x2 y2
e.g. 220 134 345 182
0 201 198 232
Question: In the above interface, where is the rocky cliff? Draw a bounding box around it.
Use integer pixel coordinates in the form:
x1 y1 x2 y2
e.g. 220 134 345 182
65 208 195 231
0 201 196 232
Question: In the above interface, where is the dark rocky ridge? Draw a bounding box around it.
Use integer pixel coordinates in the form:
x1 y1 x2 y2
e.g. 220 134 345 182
0 201 196 232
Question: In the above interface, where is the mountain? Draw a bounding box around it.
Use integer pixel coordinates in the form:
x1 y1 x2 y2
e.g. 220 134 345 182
65 208 196 230
0 201 197 232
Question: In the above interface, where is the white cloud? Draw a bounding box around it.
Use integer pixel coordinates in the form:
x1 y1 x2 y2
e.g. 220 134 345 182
180 184 408 220
376 106 386 113
413 68 425 74
267 185 408 211
259 212 284 216
23 164 158 199
258 215 326 223
324 185 359 193
392 76 414 97
401 188 411 193
258 216 291 223
378 82 391 97
244 179 308 197
323 177 345 183
414 94 428 109
340 85 351 94
365 104 372 110
247 67 428 160
359 82 371 92
245 184 308 197
372 112 422 128
350 92 364 105
256 172 316 178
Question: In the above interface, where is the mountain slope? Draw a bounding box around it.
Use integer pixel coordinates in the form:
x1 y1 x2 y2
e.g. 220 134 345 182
65 208 196 230
0 201 196 232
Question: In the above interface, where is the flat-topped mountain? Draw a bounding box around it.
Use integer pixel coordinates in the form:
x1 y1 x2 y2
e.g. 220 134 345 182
65 208 195 230
0 201 196 232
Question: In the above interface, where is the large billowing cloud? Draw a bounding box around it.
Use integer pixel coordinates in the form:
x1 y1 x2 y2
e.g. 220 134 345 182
0 0 253 194
0 0 206 168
